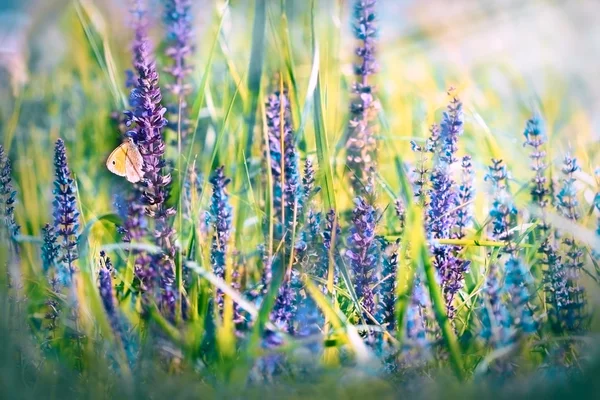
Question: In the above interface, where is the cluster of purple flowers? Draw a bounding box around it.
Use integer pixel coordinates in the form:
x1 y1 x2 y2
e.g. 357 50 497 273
427 94 469 319
0 145 20 247
523 116 550 232
98 252 119 331
122 0 178 314
485 158 536 335
347 197 379 318
522 118 587 334
163 0 194 139
265 87 302 229
346 0 379 196
209 166 233 310
556 155 587 332
52 139 80 286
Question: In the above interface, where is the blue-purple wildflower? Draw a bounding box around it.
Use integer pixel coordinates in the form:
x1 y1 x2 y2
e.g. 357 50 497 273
486 159 536 334
41 224 60 274
322 209 341 287
125 1 177 312
0 145 20 247
347 197 379 318
410 125 440 208
302 158 316 203
523 116 550 232
557 154 586 332
272 270 299 334
479 262 513 349
377 239 399 331
53 139 80 286
402 274 432 366
98 251 120 332
427 94 468 319
265 87 302 236
346 0 379 196
209 166 233 309
163 0 194 139
454 155 474 239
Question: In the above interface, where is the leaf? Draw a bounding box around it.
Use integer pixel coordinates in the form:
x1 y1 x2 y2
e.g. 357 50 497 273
303 275 373 364
243 0 267 157
310 0 336 210
77 213 122 270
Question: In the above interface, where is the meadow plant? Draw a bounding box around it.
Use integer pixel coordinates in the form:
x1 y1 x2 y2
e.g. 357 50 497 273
163 0 194 139
98 251 120 335
209 166 233 310
52 139 80 286
486 159 536 334
556 154 587 332
347 196 379 319
0 146 20 246
346 0 379 196
427 95 469 319
124 0 177 313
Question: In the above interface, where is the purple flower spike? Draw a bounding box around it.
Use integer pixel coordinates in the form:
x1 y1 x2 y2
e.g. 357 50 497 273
346 0 379 196
98 251 120 332
426 94 469 319
454 155 474 240
125 0 177 313
377 239 399 331
479 262 513 349
209 166 232 279
265 86 302 234
53 139 80 286
486 159 537 335
347 197 379 318
41 224 60 274
209 166 233 311
0 146 20 257
302 158 316 202
163 0 194 139
523 116 550 232
557 154 587 333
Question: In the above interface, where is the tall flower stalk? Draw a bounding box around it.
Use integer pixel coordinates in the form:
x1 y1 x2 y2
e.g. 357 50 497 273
209 166 233 311
455 155 474 239
556 154 586 332
523 117 550 233
486 159 536 334
53 139 80 286
265 86 303 334
98 251 121 336
125 0 177 312
346 0 379 197
0 145 20 249
427 94 469 319
347 197 379 319
479 262 513 350
377 239 399 332
522 116 566 331
163 0 194 141
265 86 302 236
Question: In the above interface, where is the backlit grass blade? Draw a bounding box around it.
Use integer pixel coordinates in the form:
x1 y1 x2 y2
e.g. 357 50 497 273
414 208 466 380
75 0 126 110
243 0 267 157
311 0 336 210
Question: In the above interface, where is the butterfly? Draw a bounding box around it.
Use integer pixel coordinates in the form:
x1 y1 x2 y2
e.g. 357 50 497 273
106 138 144 183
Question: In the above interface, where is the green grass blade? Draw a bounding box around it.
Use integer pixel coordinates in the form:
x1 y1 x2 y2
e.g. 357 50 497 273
243 0 267 157
310 0 336 210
